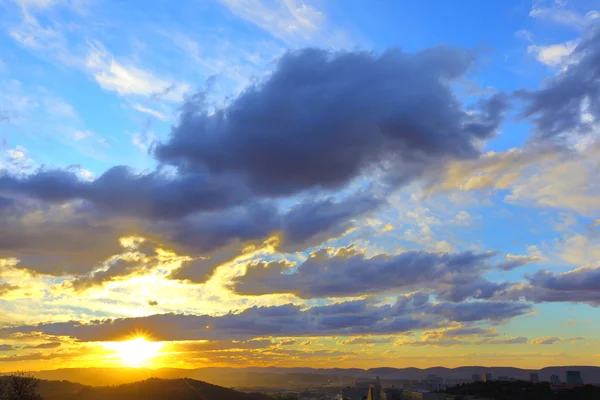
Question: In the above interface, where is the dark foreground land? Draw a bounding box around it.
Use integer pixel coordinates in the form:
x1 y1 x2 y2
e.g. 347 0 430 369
443 381 600 400
3 377 279 400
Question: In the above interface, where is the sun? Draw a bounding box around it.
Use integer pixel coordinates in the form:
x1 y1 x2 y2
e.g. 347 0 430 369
103 337 163 367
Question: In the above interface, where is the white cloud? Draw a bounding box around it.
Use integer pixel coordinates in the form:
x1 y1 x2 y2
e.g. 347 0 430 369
132 105 168 121
86 42 190 101
527 40 577 66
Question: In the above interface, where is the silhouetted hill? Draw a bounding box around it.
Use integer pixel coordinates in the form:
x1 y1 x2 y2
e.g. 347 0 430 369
23 365 600 387
38 378 269 400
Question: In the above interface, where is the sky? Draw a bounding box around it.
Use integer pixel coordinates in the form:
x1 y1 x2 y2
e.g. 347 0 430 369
0 0 599 372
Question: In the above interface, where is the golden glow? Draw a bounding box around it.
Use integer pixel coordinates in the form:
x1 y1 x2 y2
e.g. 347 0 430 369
103 337 163 367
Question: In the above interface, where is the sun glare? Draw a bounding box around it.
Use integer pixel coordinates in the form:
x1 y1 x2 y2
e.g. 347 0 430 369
103 337 163 367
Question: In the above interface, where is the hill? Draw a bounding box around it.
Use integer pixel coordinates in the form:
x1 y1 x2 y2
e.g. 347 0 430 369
37 378 269 400
24 366 600 387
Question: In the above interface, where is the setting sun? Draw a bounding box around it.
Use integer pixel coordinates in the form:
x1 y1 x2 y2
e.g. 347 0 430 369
103 337 163 367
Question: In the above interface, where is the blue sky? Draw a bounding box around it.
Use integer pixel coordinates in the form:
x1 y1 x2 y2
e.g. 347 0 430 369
0 0 599 370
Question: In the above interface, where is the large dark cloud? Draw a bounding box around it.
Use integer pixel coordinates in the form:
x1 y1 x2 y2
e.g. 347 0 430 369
517 22 600 140
233 247 498 298
156 47 507 195
0 47 507 222
0 295 531 342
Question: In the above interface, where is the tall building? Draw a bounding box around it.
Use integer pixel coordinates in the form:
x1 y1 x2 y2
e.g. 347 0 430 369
550 374 560 384
367 384 382 400
483 373 492 382
566 370 583 385
472 374 482 382
530 373 539 383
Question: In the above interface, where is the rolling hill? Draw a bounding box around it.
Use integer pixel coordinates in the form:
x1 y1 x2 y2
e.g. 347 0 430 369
37 377 270 400
24 366 600 387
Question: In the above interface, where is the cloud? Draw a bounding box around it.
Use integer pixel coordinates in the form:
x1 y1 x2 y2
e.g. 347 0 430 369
527 41 578 66
0 198 129 275
132 105 168 121
529 1 599 30
554 232 600 266
0 344 14 351
337 337 393 345
497 254 542 271
517 22 600 140
0 296 531 342
8 8 82 68
62 243 170 292
86 42 190 101
503 265 600 306
0 283 20 297
155 47 507 197
0 45 510 282
132 131 157 152
218 0 335 46
394 332 527 347
163 339 274 352
432 145 600 217
233 248 496 298
475 336 528 345
22 342 61 349
531 336 561 345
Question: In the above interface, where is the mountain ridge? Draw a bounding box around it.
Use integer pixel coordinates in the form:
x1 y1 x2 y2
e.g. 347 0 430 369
15 365 600 387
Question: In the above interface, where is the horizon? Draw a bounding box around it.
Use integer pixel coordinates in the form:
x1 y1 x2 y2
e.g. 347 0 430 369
1 0 599 374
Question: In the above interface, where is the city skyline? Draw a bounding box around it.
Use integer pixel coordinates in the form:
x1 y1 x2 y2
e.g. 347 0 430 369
0 0 599 372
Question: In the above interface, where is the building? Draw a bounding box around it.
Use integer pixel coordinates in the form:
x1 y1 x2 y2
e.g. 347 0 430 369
367 384 382 400
471 374 481 382
341 387 368 400
566 370 583 385
382 387 402 400
550 374 560 384
482 373 492 382
498 376 509 381
403 392 493 400
344 377 383 400
530 373 539 383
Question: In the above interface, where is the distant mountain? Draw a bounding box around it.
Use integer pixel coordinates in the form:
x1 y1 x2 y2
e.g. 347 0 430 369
23 365 600 388
38 378 269 400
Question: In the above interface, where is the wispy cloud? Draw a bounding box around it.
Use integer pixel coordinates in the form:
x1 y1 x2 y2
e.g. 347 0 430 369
218 0 349 47
530 0 599 30
132 105 168 121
